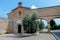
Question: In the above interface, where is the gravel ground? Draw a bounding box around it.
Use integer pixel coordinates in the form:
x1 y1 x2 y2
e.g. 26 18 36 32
0 33 56 40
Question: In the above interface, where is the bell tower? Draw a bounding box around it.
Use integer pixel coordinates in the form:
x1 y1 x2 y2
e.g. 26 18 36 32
18 2 22 7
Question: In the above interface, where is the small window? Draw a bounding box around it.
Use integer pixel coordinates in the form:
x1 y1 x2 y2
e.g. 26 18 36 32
19 11 21 15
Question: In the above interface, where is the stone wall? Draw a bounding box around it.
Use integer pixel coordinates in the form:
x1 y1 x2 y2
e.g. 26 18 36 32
0 18 9 34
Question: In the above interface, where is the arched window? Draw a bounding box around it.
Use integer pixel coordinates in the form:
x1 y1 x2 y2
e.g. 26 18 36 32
19 11 21 15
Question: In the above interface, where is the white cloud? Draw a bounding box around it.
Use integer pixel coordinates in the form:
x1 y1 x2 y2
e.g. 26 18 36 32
31 5 37 9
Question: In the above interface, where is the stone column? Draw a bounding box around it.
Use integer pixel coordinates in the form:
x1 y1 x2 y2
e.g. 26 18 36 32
21 25 24 35
48 22 50 33
12 19 18 34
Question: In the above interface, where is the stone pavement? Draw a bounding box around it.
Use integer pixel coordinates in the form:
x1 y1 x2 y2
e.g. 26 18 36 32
0 33 56 40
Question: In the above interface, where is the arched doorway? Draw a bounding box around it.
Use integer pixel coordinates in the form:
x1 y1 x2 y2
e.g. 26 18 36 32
18 24 21 33
16 20 24 34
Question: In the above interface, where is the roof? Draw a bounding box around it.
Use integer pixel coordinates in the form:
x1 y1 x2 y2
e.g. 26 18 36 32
7 6 31 15
7 5 60 15
12 6 30 11
33 5 60 10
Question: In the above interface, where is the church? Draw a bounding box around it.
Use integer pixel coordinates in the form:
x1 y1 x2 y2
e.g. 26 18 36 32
0 2 60 34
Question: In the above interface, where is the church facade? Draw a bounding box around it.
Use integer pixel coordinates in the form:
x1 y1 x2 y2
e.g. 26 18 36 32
0 2 60 34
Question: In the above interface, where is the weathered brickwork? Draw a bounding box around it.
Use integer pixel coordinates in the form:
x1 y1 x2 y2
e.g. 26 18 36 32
0 18 9 33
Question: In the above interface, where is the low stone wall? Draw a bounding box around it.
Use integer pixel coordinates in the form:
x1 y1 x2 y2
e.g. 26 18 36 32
0 18 9 34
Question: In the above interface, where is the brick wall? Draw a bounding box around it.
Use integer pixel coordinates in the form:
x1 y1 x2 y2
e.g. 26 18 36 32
0 18 9 34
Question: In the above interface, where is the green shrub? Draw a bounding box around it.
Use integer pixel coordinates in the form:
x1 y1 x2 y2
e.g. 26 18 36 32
50 19 57 30
56 24 60 29
22 13 39 33
39 20 44 30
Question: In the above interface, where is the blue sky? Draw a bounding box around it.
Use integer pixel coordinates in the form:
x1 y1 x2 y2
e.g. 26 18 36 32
0 0 60 18
0 0 60 26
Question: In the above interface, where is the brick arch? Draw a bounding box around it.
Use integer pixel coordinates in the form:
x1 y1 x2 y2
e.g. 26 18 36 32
37 18 48 26
49 17 60 24
49 17 60 23
37 16 60 32
39 16 60 24
50 17 60 20
37 18 48 21
37 18 48 25
37 17 54 24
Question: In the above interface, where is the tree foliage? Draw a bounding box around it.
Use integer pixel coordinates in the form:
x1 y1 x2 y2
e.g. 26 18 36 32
50 19 58 30
57 24 60 29
39 19 44 30
22 13 38 33
22 13 45 33
50 19 56 27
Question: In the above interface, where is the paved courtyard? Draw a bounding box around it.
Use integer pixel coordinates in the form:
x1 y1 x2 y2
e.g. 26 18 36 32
0 33 56 40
